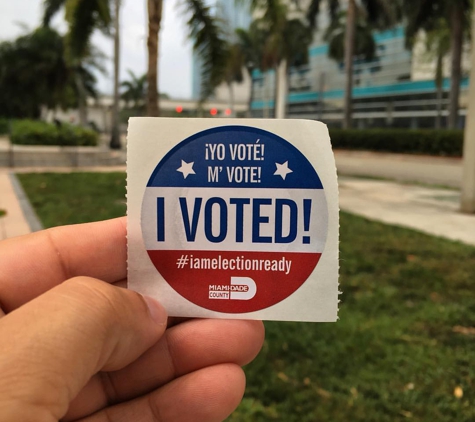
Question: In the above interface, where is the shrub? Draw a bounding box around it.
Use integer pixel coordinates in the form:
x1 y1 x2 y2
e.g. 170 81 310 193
329 129 463 157
0 118 9 135
10 119 98 147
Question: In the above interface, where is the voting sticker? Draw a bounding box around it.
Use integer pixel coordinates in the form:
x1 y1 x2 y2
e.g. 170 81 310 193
128 118 339 322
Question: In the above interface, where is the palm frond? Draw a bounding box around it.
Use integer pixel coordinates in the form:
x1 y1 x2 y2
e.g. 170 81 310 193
43 0 67 26
67 0 112 59
325 10 376 62
182 0 228 101
306 0 322 28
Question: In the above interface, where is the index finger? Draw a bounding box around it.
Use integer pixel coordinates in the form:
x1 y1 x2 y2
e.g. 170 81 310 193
0 217 126 312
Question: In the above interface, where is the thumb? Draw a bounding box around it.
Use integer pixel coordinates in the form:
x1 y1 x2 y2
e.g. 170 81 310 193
0 276 167 422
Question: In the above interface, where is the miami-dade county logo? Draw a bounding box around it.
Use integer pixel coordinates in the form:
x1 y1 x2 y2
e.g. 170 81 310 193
141 126 328 313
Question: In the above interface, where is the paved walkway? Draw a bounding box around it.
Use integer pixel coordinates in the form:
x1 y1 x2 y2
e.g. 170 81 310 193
335 150 462 188
0 164 474 246
0 169 30 240
339 177 475 246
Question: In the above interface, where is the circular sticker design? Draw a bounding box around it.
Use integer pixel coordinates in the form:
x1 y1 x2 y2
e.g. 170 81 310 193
141 126 328 313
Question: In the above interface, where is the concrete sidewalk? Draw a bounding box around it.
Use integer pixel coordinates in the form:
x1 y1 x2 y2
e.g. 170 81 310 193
0 169 31 240
0 168 474 246
335 150 462 188
339 177 475 246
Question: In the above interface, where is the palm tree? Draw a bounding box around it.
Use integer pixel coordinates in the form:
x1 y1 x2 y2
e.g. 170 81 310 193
110 0 121 149
246 0 312 118
43 0 112 58
306 0 400 128
324 10 377 64
423 19 451 129
184 1 229 101
43 0 123 148
43 0 114 128
146 0 228 116
324 9 380 126
147 0 162 117
121 70 147 110
343 0 356 129
404 0 471 129
235 24 266 116
221 42 245 116
275 17 312 118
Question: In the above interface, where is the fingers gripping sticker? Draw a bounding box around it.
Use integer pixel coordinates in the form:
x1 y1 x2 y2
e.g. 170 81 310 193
141 125 329 313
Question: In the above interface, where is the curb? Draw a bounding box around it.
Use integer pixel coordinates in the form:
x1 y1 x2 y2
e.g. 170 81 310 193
8 173 43 232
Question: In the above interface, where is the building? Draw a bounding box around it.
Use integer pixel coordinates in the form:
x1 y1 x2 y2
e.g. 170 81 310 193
251 8 471 128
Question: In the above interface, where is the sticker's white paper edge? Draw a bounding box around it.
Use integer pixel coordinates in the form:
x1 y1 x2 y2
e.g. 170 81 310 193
127 118 339 322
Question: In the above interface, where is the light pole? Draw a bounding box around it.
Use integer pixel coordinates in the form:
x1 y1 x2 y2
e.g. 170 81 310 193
461 6 475 213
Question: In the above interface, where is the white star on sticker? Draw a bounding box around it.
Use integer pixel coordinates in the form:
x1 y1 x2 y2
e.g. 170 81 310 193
274 161 293 180
177 160 196 179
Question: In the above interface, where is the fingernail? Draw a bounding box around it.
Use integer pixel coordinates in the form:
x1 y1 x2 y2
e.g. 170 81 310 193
143 296 168 325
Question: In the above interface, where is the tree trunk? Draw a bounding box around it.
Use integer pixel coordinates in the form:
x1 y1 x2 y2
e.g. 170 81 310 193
435 52 443 130
147 0 163 117
110 0 121 149
318 71 326 121
75 73 88 127
247 69 254 118
264 76 270 118
275 59 288 119
448 2 464 129
343 0 356 129
228 82 235 117
461 5 475 213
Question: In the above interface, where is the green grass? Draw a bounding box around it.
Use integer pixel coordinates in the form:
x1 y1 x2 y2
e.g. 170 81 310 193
231 214 475 422
18 172 475 421
16 172 126 228
0 209 6 217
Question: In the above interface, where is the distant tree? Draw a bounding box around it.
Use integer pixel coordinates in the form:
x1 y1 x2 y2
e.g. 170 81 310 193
0 27 64 118
146 0 228 116
423 19 451 129
306 0 400 128
235 23 266 116
245 0 312 118
121 70 147 110
43 0 120 147
324 11 377 64
0 27 99 119
220 43 245 116
146 0 162 117
404 0 471 129
110 0 121 149
43 0 112 58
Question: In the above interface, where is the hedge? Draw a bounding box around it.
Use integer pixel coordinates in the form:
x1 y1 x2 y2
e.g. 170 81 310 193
10 120 98 147
0 118 9 135
329 129 464 157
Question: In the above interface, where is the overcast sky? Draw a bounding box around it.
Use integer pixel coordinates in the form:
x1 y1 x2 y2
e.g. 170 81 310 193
0 0 193 99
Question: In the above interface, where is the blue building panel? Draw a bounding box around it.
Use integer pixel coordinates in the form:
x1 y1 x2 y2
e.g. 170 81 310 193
251 77 470 109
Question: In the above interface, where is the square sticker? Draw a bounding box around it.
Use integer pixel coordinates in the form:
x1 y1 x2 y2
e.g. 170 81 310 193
127 118 339 322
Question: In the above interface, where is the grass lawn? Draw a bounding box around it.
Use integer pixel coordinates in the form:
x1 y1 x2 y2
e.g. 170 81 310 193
17 172 126 228
18 172 475 421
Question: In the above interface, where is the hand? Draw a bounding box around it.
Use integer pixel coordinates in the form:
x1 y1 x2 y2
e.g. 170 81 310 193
0 218 264 421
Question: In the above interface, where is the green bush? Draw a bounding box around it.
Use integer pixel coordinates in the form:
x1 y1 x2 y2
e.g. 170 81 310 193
0 118 9 135
329 129 463 157
10 119 98 147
